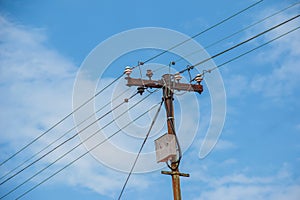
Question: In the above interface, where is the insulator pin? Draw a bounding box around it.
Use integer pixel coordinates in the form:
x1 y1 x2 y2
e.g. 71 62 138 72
146 69 153 80
124 66 132 76
137 86 145 95
195 74 203 83
174 73 182 82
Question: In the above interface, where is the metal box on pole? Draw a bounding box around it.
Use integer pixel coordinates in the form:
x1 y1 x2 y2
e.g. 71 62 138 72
155 133 177 163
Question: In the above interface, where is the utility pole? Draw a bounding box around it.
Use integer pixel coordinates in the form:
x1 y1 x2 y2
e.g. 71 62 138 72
125 68 203 200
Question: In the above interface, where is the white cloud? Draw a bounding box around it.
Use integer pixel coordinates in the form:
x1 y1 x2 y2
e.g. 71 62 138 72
0 18 76 166
0 14 203 198
191 163 300 200
221 5 300 101
248 6 300 99
225 74 248 98
221 158 237 165
197 184 300 200
0 15 151 198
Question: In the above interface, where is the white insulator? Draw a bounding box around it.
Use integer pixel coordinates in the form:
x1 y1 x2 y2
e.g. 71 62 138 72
124 66 132 76
174 73 182 82
146 69 153 79
195 74 203 83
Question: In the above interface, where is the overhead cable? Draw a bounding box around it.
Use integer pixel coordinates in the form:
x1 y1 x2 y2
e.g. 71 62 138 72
13 101 163 200
117 99 164 200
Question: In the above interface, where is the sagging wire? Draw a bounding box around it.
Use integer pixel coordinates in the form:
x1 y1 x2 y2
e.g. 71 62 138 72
0 87 132 182
172 14 300 88
0 73 124 168
1 89 161 199
0 91 139 186
117 99 164 200
174 1 300 64
152 2 299 85
198 25 300 77
165 119 183 171
0 0 263 168
14 100 163 200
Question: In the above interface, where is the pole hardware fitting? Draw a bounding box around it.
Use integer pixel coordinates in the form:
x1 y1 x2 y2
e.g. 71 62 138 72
163 95 174 101
137 86 145 95
161 171 190 177
178 65 194 74
138 61 144 66
124 66 133 77
146 69 153 80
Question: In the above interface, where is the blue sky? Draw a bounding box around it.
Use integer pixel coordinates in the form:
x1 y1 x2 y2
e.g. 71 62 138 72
0 0 300 200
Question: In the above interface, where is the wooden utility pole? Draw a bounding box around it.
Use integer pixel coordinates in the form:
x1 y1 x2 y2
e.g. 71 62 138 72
125 71 203 200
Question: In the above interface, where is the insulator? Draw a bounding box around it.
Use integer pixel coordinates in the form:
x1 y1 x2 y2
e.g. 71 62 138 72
146 69 153 80
137 86 145 95
124 66 132 76
174 73 182 82
195 74 203 83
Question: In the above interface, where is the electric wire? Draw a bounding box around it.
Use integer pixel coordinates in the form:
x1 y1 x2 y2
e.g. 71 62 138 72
202 25 300 75
3 16 297 200
0 89 160 199
0 92 138 185
3 5 295 185
0 0 269 196
14 101 163 200
141 0 264 65
0 1 263 167
25 18 299 200
164 108 182 170
0 73 124 167
192 14 300 68
161 25 300 170
118 24 300 200
117 99 164 200
154 13 299 96
174 1 300 63
0 91 138 186
170 119 182 162
151 1 300 75
0 87 131 182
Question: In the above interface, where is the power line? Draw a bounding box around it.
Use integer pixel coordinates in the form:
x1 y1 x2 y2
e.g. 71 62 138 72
191 14 300 67
0 87 131 182
203 25 300 75
117 100 164 200
156 13 299 77
117 24 300 199
0 73 124 167
0 89 160 199
14 101 163 200
0 92 138 186
3 14 297 200
174 1 300 63
3 6 295 191
0 1 263 167
141 0 264 64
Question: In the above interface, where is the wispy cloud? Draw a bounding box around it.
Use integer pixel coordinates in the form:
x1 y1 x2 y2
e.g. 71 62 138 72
189 162 300 200
0 15 151 198
197 184 300 200
248 5 300 99
222 4 300 101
